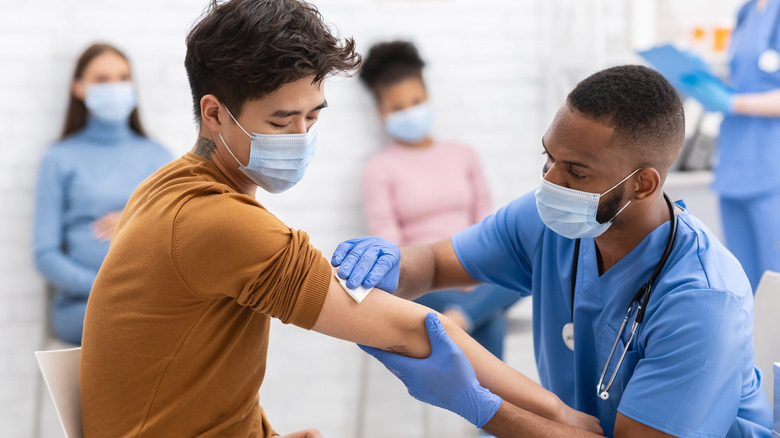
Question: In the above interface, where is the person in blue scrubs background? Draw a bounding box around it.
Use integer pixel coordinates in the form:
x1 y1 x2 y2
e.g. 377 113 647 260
678 0 780 291
33 43 171 345
333 65 772 437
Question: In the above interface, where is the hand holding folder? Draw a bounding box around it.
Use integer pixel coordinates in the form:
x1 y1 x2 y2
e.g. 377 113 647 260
638 44 734 113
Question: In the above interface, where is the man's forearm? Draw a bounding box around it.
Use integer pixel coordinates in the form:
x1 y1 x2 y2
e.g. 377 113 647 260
483 402 603 438
436 313 566 423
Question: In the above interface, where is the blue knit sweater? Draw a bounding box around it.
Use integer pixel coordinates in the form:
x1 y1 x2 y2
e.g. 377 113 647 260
33 117 172 304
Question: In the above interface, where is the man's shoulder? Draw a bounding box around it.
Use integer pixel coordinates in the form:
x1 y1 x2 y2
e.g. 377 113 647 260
660 209 751 302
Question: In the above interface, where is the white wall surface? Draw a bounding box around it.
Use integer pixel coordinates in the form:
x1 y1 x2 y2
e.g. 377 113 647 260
0 0 744 436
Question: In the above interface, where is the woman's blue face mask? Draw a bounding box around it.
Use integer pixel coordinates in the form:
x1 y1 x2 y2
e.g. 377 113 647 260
85 82 137 123
384 102 434 143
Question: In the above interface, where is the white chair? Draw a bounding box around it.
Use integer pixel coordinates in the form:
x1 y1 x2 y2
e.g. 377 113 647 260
35 347 83 438
753 271 780 409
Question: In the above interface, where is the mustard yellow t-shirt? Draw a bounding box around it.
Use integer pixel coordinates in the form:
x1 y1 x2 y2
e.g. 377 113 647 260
80 153 331 437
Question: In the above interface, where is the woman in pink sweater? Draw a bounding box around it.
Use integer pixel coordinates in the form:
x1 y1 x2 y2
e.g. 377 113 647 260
360 41 521 360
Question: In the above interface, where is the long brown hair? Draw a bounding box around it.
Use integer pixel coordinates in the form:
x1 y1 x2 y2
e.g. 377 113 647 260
60 43 146 140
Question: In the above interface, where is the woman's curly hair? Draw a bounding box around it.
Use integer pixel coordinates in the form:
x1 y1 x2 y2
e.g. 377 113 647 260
359 40 425 98
185 0 360 121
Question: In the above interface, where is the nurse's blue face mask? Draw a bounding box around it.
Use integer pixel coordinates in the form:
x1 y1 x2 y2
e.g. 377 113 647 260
217 105 319 194
535 167 640 239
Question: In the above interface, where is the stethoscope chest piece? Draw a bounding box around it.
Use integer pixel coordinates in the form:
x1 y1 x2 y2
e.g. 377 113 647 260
562 322 575 351
758 48 780 73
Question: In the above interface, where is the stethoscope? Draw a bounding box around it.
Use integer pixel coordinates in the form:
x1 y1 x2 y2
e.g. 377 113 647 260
562 193 678 401
730 0 780 73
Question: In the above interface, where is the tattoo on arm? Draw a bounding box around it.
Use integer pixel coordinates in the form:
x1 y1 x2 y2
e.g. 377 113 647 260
194 136 217 159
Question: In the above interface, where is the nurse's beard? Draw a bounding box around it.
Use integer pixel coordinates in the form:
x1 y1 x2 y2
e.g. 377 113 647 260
596 185 626 224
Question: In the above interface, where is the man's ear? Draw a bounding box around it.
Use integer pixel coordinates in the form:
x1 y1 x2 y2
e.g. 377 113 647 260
200 94 224 135
633 167 661 201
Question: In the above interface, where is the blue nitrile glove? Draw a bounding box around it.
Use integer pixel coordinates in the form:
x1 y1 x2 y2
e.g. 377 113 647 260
679 72 734 114
331 236 400 291
680 49 713 76
359 313 503 428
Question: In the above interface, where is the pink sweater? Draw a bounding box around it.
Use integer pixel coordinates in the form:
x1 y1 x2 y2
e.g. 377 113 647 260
362 141 492 245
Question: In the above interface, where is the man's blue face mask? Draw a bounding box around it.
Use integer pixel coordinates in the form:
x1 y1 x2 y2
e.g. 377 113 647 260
535 168 640 239
218 106 319 194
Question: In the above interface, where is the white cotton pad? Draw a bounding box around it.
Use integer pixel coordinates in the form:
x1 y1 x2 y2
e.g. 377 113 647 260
336 275 373 303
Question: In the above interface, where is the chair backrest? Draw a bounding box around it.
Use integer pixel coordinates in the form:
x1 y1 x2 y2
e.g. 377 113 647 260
35 347 83 438
754 271 780 409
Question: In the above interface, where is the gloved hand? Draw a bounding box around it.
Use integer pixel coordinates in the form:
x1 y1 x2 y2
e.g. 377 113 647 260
679 72 734 114
680 49 713 76
330 236 400 291
359 313 503 428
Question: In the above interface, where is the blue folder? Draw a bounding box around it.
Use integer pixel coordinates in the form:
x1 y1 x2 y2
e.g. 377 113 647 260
637 44 731 94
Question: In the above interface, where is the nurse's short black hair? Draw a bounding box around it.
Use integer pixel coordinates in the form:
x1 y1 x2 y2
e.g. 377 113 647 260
185 0 360 123
567 65 685 169
360 40 425 99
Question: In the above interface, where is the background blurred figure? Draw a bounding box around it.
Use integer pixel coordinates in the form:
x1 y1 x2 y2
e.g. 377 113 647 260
679 0 780 290
359 41 521 360
33 43 171 345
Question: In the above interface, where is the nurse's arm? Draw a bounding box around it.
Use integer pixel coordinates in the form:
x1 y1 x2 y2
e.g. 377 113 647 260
614 413 673 437
484 402 603 437
312 268 602 434
394 238 478 300
733 89 780 117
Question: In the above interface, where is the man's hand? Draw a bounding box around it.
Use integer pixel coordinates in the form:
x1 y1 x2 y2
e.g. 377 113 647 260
92 210 124 241
359 312 503 428
331 236 400 291
279 428 324 438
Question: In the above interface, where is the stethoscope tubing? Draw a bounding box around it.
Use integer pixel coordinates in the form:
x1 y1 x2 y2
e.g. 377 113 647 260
570 193 678 401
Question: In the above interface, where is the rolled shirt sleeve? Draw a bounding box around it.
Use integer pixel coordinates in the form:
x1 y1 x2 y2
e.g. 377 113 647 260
173 193 331 329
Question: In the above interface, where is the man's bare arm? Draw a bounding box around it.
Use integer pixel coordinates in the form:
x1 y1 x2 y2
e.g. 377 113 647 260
312 267 601 434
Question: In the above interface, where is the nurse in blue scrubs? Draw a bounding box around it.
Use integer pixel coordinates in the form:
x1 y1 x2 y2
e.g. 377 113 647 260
679 0 780 290
333 65 773 437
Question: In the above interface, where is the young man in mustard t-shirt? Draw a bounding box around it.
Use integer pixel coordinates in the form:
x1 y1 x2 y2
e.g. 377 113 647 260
79 1 603 437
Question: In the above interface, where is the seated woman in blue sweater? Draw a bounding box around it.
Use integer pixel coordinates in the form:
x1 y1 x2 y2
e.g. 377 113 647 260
34 43 172 345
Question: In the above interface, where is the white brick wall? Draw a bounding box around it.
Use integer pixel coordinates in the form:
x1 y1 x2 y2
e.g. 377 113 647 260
0 0 743 437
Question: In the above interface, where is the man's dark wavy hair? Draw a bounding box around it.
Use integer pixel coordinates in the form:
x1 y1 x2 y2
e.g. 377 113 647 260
185 0 360 122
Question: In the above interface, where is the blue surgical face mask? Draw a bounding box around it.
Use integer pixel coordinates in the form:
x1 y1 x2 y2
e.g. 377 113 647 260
385 102 434 143
84 82 138 123
535 168 640 239
218 106 318 194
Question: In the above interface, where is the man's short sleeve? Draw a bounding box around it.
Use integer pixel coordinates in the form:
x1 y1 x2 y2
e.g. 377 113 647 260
618 289 750 437
451 191 544 295
172 193 331 329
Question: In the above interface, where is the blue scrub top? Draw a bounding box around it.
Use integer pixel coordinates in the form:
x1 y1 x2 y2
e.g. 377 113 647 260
452 192 772 438
714 0 780 198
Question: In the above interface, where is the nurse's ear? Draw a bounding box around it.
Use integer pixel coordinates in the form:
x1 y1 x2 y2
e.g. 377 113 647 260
631 167 661 201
